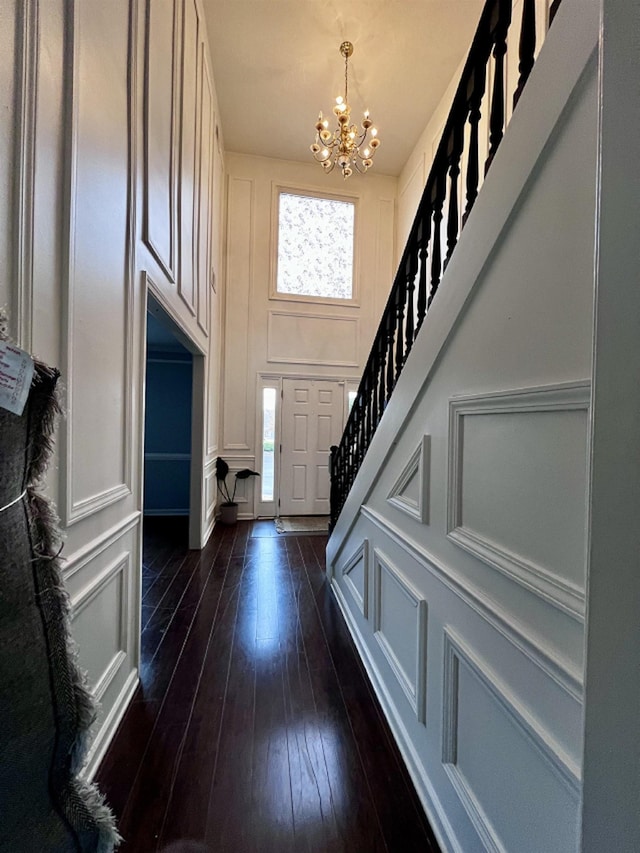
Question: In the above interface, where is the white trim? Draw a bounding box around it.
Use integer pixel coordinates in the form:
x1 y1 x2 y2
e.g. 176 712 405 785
266 310 360 368
14 0 39 351
82 667 138 782
339 538 369 618
387 435 431 524
372 548 428 724
442 626 581 788
361 504 583 701
330 580 462 853
62 511 140 581
269 182 360 307
447 381 590 621
142 0 178 283
60 0 136 526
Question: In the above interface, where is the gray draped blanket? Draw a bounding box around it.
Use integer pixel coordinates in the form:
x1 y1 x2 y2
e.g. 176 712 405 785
0 346 119 852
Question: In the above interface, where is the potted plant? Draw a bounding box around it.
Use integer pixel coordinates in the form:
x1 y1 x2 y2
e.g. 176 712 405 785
215 458 260 524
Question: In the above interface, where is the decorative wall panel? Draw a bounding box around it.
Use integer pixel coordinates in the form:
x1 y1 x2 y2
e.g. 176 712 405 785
62 0 134 524
223 177 253 450
143 0 177 280
447 382 590 618
267 311 359 367
178 0 200 315
373 549 427 722
340 539 369 617
442 628 579 853
387 435 430 523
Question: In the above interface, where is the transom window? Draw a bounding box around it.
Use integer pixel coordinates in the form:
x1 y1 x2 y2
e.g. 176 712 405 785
276 191 355 301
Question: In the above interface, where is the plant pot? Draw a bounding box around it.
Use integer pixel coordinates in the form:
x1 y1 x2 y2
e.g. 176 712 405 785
220 502 238 525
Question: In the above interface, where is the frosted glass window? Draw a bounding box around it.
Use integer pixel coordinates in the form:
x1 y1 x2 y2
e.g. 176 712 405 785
262 388 276 501
276 192 355 300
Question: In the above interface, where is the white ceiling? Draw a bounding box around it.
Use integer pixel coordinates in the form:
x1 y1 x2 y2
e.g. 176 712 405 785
202 1 485 177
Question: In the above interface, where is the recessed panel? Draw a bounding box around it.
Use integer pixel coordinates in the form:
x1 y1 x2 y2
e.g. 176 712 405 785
319 390 333 405
317 415 332 452
72 566 124 692
292 465 306 500
294 389 308 403
70 0 130 517
343 548 367 615
315 465 329 501
378 567 418 686
460 409 588 588
268 312 358 366
452 657 578 853
373 551 427 720
293 414 308 451
144 0 175 275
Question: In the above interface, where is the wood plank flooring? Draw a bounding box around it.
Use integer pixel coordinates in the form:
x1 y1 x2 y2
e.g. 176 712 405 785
95 518 440 852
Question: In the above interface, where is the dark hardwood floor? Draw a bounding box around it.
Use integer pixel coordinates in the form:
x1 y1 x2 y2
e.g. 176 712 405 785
95 518 440 853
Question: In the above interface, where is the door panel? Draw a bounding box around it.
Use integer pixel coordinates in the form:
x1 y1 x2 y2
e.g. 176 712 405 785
280 379 344 515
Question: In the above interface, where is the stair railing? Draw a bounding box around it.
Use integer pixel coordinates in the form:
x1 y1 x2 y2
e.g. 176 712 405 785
330 0 558 531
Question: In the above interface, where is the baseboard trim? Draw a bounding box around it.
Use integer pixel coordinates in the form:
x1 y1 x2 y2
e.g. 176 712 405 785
82 667 139 782
330 580 462 853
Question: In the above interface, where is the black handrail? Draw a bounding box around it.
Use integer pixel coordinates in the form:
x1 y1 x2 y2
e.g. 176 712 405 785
330 0 555 531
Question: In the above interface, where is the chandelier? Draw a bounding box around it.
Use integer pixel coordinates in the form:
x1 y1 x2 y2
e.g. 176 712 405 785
310 41 380 179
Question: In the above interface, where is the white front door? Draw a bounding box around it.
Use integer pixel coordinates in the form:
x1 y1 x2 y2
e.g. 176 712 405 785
279 378 344 516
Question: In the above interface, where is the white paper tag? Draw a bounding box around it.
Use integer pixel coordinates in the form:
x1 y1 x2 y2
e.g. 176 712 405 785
0 342 35 416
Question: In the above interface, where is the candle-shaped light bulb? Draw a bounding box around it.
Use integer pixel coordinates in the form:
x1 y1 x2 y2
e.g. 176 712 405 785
371 127 378 137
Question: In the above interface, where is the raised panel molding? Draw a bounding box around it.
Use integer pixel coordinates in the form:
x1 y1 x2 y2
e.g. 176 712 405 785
196 48 214 337
14 0 39 351
71 551 131 695
361 504 582 701
447 381 590 620
223 176 253 451
373 549 427 723
61 0 136 526
387 435 430 523
267 311 359 367
62 511 140 582
442 627 580 852
177 0 200 316
339 539 369 618
143 0 178 281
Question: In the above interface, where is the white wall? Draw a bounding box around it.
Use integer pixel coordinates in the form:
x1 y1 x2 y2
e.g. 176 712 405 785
0 0 225 776
328 1 599 849
221 153 396 517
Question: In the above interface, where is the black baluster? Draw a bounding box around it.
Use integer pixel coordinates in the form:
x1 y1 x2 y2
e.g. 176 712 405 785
429 175 445 307
395 282 406 382
484 2 510 175
445 124 464 268
329 445 339 531
371 348 379 429
463 63 487 225
364 375 372 459
513 0 536 109
405 249 418 357
359 395 366 468
378 333 386 418
385 308 395 401
416 216 430 332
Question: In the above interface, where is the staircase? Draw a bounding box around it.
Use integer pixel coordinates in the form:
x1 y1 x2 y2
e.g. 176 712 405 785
330 0 562 530
326 0 600 850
